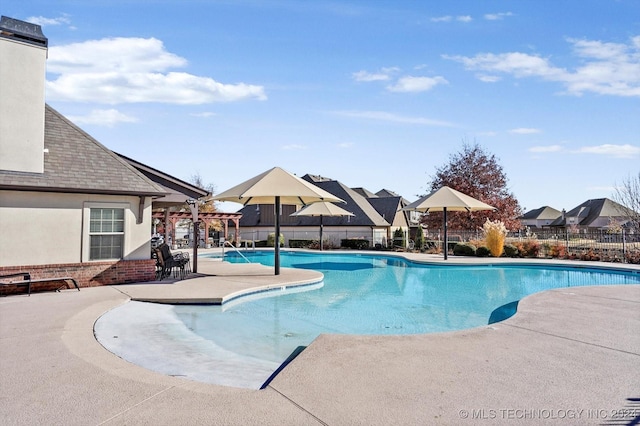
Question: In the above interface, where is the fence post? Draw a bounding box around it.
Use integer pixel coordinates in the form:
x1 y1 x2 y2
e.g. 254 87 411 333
622 229 626 263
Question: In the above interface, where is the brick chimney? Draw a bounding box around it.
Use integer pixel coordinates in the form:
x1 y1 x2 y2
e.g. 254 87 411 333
0 16 48 173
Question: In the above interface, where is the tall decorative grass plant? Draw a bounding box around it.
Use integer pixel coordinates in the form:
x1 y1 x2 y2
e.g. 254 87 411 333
483 219 507 257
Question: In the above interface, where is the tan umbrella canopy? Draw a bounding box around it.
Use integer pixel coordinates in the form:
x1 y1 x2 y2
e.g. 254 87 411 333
403 186 496 259
214 167 344 274
290 202 354 250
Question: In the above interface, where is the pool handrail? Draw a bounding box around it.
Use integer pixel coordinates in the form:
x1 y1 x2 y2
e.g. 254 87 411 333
222 240 252 263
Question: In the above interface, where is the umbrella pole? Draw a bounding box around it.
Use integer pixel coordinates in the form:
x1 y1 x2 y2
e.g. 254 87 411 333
443 207 448 260
275 196 281 275
320 215 324 251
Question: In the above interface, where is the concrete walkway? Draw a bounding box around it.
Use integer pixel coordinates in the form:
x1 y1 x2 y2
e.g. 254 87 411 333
1 255 639 425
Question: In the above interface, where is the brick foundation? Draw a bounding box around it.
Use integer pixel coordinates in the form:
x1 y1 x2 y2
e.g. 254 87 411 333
0 259 156 295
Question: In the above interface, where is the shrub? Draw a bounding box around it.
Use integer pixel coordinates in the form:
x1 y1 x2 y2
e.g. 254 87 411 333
514 240 540 258
341 239 369 250
469 239 486 248
525 240 540 257
392 228 405 248
503 244 519 258
289 239 314 248
253 240 269 248
483 219 507 257
548 243 567 258
267 233 284 247
625 250 640 264
453 242 476 256
414 229 425 251
476 246 491 257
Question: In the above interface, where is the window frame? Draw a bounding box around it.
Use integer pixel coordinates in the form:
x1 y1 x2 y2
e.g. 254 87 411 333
82 202 130 262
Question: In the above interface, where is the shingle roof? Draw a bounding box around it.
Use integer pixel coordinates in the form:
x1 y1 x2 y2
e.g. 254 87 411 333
549 198 636 227
117 153 208 207
352 187 377 198
375 189 400 198
238 175 391 227
367 196 405 225
0 105 166 196
520 206 562 220
302 177 389 227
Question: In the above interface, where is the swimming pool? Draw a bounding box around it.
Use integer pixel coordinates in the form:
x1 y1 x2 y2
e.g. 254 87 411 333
96 251 640 388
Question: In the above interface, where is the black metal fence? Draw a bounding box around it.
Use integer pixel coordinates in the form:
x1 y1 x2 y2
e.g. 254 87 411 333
420 229 640 264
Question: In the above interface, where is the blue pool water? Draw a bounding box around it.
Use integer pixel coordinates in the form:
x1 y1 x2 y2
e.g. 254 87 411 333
187 251 640 365
95 251 640 388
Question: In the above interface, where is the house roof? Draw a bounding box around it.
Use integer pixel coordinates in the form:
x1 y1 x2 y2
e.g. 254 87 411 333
0 105 167 197
238 175 391 227
116 153 209 207
549 198 635 227
375 189 400 198
301 176 389 227
367 196 408 227
520 206 562 220
352 187 377 198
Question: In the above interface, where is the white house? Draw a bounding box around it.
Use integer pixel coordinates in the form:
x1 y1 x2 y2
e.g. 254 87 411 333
0 16 204 288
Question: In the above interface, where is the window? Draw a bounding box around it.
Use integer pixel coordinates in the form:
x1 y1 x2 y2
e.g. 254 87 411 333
89 208 124 260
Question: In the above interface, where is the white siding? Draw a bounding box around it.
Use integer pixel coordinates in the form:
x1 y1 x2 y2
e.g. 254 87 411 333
0 191 153 267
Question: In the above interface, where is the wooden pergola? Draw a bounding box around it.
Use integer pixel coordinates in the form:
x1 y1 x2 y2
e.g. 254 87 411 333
152 211 242 246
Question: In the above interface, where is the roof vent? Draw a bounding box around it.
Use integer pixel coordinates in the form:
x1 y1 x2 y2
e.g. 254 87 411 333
0 16 48 47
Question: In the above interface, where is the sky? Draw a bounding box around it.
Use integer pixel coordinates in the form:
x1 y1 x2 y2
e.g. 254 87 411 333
5 0 640 213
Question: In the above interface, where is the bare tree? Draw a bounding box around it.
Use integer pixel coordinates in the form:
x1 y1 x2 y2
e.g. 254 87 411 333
190 172 217 213
613 172 640 232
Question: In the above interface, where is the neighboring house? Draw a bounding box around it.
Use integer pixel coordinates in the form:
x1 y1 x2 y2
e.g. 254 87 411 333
374 188 423 238
236 175 424 248
237 174 392 247
519 206 562 228
0 16 205 287
549 198 637 230
366 189 420 244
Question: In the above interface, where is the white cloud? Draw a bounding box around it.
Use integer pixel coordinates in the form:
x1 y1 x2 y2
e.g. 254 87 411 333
387 76 448 93
26 15 71 26
529 145 563 153
510 128 542 134
444 35 640 97
431 15 472 23
444 52 563 79
46 37 266 104
337 142 354 148
66 109 138 127
431 16 452 23
575 144 640 158
333 110 453 127
484 12 513 21
190 112 217 118
352 67 399 82
477 74 501 83
281 144 307 150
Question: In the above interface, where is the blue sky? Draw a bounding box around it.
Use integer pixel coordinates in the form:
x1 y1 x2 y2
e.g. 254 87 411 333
6 0 640 213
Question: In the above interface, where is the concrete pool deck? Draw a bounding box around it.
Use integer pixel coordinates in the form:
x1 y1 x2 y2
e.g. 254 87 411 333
1 252 639 425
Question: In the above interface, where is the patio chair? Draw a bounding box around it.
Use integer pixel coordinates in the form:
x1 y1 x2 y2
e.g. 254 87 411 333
155 244 189 279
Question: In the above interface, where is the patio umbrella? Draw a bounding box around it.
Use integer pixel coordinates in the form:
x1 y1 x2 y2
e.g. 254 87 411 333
403 186 496 260
290 202 354 250
213 167 344 274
